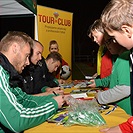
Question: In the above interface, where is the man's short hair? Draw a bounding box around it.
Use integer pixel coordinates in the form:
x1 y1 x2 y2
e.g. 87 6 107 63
46 51 62 64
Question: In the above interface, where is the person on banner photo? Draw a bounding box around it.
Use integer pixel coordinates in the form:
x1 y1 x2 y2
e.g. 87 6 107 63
49 40 71 80
21 40 64 95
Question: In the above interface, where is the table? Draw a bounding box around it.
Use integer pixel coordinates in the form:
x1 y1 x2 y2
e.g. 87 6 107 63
24 85 130 133
24 105 130 133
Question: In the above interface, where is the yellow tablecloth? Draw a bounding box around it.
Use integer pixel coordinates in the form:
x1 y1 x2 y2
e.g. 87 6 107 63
24 86 130 133
24 105 130 133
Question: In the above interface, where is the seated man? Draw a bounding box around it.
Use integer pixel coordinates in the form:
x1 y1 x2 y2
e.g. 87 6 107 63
0 31 66 133
21 40 64 95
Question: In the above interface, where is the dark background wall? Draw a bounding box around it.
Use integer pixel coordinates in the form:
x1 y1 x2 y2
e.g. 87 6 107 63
0 0 110 63
0 15 35 39
37 0 110 62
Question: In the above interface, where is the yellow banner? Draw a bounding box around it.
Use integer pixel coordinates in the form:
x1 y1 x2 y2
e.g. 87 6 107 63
37 5 73 71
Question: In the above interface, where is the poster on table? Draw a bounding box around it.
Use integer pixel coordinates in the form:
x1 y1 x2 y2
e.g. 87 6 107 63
37 5 73 73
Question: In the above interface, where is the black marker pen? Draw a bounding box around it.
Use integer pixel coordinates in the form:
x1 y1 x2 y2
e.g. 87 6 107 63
53 91 57 96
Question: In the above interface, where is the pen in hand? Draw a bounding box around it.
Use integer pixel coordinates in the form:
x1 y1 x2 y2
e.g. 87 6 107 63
53 91 58 96
53 87 64 95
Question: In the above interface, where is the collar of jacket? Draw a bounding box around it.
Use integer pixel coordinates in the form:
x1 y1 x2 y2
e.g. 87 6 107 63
0 53 23 88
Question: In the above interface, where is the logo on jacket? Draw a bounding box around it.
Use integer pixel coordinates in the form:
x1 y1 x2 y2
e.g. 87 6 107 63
43 74 45 78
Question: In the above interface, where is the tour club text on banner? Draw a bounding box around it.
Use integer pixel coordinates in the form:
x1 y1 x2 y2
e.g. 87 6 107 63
37 5 73 73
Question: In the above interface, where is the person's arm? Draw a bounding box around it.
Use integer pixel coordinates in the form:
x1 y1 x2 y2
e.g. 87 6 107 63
99 126 122 133
58 79 66 84
96 85 130 104
0 67 65 132
100 116 133 133
1 89 59 132
119 116 133 133
45 86 64 95
88 76 111 88
41 72 59 92
92 73 98 78
95 75 111 87
96 52 131 104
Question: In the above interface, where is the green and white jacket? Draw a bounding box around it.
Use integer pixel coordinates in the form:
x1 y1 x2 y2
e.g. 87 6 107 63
0 53 58 133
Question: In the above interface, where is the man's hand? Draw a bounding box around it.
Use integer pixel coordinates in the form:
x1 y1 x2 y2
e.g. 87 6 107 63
53 95 65 108
88 79 96 88
52 87 64 95
58 79 66 84
46 87 64 95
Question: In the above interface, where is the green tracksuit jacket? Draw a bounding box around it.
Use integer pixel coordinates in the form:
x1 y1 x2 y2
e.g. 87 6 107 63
0 54 58 133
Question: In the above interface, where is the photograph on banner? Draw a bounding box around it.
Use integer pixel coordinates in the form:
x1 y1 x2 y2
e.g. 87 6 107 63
37 5 73 80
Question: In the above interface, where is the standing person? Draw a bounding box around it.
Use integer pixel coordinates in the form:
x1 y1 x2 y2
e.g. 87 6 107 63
89 34 131 115
99 0 133 132
21 40 64 95
88 19 115 90
49 40 71 80
0 31 65 133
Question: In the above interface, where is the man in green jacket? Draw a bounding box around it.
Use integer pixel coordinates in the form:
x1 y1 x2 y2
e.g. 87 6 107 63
0 31 65 133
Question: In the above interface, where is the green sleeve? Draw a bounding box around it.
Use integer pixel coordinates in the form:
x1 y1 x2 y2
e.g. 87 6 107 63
41 78 59 92
95 76 111 87
53 78 59 85
41 86 49 92
0 66 59 133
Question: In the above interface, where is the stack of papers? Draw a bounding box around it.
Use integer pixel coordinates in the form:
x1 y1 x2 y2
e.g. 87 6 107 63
70 90 97 100
70 93 88 99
